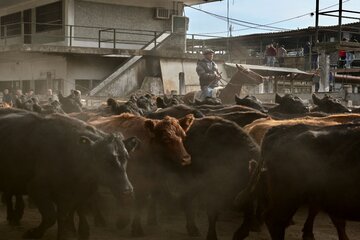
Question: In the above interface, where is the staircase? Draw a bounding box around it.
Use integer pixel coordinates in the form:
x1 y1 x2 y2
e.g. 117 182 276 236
89 31 171 96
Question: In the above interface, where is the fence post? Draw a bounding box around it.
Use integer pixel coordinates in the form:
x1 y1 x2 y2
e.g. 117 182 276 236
98 30 101 48
69 25 73 46
192 34 194 53
154 32 157 48
21 20 24 44
113 28 116 49
4 26 7 47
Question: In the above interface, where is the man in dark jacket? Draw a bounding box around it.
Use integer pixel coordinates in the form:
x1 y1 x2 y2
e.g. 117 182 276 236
196 49 221 99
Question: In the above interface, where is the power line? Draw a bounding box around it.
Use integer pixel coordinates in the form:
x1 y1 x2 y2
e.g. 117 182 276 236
185 4 290 31
186 0 352 35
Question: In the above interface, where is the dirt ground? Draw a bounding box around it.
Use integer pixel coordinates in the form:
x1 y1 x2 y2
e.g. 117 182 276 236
1 197 360 240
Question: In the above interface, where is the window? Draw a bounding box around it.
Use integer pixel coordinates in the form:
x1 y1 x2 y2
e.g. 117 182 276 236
36 1 62 32
1 12 21 37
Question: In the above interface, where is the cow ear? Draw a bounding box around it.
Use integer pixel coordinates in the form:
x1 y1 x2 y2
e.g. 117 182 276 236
144 120 156 133
79 136 93 145
275 93 282 104
179 114 194 132
312 93 321 105
123 137 140 153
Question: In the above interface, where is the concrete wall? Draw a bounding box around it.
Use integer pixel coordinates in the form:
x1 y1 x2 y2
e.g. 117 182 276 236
66 55 124 95
0 52 123 95
0 52 66 86
93 58 147 97
73 0 171 47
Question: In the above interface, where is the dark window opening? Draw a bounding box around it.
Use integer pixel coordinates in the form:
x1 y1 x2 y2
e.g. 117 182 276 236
1 12 21 37
75 80 102 95
36 1 62 32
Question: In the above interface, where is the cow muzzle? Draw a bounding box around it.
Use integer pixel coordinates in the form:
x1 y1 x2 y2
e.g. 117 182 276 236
181 154 191 166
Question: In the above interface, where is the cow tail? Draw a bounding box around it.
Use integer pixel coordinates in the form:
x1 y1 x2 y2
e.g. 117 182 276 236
233 155 266 209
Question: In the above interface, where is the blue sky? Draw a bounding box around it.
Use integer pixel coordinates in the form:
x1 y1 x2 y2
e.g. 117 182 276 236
184 0 359 37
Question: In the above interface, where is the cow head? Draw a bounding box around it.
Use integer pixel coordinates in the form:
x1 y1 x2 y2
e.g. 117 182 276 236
81 133 140 198
136 95 156 112
312 93 351 113
144 114 194 166
235 95 266 112
270 94 309 114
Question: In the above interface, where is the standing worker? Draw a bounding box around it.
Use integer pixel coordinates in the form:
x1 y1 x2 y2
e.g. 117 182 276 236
196 49 221 99
277 45 287 67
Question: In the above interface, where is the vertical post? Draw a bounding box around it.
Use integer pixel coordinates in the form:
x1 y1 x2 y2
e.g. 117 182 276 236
315 0 320 43
21 11 24 44
338 0 342 42
191 34 194 53
69 25 72 46
154 31 157 48
179 72 185 95
4 26 7 47
113 28 116 49
98 30 101 48
309 35 313 70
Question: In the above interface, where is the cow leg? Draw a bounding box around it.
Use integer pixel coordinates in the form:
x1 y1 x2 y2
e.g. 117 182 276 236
302 206 319 240
147 192 158 226
23 195 56 239
131 194 146 237
77 206 90 240
57 201 78 240
265 202 298 240
4 193 15 224
91 193 107 228
206 207 219 240
329 215 349 240
12 194 25 226
233 201 255 240
180 193 200 236
5 193 25 226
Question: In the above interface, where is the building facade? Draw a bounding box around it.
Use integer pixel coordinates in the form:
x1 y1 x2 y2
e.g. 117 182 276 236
0 0 220 97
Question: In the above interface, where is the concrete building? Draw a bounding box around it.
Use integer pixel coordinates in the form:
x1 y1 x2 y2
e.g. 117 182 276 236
0 0 221 98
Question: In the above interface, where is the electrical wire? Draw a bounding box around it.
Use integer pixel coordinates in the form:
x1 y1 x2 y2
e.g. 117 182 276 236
186 0 352 35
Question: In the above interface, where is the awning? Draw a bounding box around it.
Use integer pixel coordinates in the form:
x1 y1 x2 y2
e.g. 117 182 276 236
225 63 315 81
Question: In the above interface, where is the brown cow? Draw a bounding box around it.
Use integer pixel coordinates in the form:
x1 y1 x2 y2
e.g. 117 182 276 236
89 113 194 236
243 114 360 145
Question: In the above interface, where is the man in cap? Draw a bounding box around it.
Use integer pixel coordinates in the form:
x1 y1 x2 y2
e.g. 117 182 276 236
196 49 221 99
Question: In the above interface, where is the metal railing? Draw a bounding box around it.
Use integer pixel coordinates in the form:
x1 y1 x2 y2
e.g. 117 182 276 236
0 22 164 49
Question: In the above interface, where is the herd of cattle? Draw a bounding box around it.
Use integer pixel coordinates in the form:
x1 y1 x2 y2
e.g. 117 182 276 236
1 89 360 240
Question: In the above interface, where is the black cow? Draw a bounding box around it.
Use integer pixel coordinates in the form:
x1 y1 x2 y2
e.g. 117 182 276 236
156 95 184 108
176 117 260 240
58 92 82 113
194 97 222 106
215 111 268 127
0 109 138 240
197 104 257 116
107 97 143 116
259 123 360 240
145 104 204 119
235 95 267 113
312 93 351 113
269 93 309 114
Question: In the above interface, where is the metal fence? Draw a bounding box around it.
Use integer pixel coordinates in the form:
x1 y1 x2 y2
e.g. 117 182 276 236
0 22 163 49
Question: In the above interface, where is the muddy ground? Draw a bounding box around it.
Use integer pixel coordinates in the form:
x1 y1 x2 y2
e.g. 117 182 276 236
1 197 360 240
